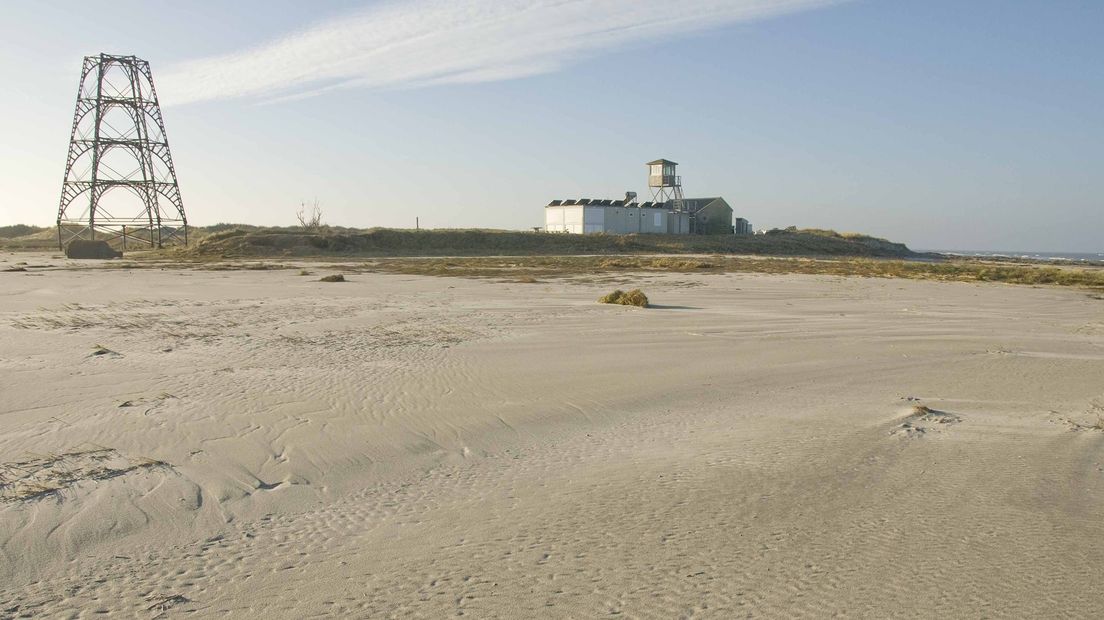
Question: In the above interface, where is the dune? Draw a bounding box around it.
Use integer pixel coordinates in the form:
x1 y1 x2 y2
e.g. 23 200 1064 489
1 251 1103 616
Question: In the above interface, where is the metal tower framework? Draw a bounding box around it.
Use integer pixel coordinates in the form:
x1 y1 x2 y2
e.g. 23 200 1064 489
57 53 187 249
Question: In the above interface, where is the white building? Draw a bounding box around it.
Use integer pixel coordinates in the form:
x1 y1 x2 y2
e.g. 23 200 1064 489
543 159 745 235
544 199 691 235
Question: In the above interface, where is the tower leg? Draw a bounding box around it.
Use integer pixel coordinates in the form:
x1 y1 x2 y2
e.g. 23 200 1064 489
56 54 187 250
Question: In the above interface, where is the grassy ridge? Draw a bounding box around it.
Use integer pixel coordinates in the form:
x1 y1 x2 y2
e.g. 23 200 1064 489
342 255 1104 289
7 224 1100 290
0 225 54 250
2 225 916 257
0 225 49 239
182 227 919 258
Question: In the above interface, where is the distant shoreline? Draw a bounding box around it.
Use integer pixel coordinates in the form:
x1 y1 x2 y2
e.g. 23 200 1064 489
926 250 1104 266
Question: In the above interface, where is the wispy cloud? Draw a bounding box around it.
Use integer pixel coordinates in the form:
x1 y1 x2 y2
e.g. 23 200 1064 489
159 0 843 105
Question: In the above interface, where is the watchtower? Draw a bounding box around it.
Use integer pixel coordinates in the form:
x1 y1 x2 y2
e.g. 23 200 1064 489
56 53 187 250
647 159 685 212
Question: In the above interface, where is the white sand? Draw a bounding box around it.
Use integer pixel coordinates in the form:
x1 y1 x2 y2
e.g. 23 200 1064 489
2 253 1103 617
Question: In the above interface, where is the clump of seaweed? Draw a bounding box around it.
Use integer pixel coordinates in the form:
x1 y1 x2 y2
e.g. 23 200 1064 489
598 289 649 307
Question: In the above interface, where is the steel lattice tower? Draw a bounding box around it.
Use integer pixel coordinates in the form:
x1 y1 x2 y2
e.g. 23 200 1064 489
57 53 187 249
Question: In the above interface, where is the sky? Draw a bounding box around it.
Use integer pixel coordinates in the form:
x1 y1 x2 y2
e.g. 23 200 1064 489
0 0 1101 253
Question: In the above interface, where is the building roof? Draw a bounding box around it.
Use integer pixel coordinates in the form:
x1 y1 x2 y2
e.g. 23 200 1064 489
646 159 678 166
547 198 677 208
682 197 727 211
547 196 729 211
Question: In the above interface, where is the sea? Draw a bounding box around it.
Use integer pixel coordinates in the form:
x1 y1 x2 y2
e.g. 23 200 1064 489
921 250 1104 265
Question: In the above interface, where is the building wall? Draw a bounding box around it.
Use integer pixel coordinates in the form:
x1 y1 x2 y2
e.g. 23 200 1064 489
547 203 738 235
545 205 583 233
583 206 606 234
694 198 734 235
545 205 673 234
668 211 691 234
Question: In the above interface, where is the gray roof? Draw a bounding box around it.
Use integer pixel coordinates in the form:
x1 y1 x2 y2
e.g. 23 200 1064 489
682 197 727 211
547 196 728 211
547 198 659 208
646 159 678 166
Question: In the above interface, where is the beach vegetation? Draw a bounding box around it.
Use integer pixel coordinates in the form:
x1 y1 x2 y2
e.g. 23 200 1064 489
296 200 324 231
598 289 649 307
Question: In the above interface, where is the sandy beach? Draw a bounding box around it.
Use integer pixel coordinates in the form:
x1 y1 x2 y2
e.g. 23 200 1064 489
2 253 1103 617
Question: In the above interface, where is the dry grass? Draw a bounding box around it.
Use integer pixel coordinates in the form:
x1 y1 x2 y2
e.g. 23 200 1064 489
1060 415 1104 432
598 289 649 307
372 256 1104 288
598 257 718 271
0 447 170 503
169 226 918 259
22 247 1104 291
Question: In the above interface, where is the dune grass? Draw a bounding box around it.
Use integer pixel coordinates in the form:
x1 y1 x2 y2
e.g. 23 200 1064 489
8 226 1100 290
332 255 1104 289
0 447 169 503
0 225 49 238
174 226 918 259
598 289 649 307
100 253 1104 290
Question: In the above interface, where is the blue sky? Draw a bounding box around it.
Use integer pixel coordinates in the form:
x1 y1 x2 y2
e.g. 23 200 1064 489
1 0 1101 252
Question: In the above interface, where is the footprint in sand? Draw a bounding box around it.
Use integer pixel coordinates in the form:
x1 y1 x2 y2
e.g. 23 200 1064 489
892 405 962 438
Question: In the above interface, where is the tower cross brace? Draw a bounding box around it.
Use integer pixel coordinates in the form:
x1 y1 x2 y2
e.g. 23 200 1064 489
56 53 187 250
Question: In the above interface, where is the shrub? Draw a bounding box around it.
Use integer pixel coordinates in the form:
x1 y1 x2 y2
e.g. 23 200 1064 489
297 199 324 231
598 288 648 307
319 274 345 282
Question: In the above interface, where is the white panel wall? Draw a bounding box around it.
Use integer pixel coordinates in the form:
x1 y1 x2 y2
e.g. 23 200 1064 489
545 206 564 233
548 204 691 235
545 206 584 234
